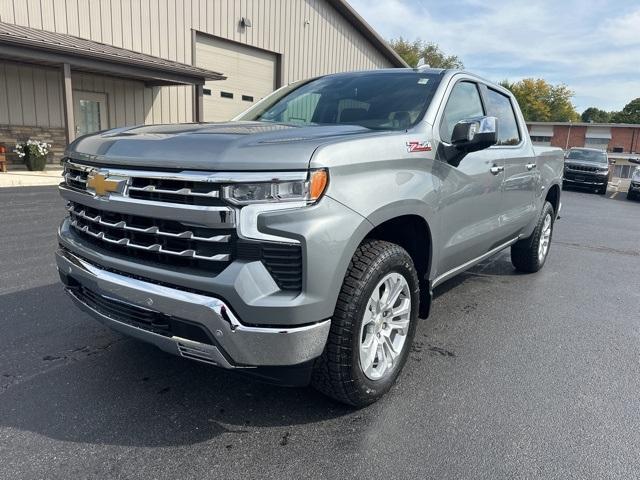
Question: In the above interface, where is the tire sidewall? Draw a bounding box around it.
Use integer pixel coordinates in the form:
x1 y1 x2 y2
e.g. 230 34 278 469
535 202 555 269
349 252 419 401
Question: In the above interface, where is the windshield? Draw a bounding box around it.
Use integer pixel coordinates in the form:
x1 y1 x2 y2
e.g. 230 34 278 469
566 149 607 163
237 72 443 130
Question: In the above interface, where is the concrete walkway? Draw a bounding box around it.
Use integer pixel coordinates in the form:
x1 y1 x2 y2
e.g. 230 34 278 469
0 168 63 187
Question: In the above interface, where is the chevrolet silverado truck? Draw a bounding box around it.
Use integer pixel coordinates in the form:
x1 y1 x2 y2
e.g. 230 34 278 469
56 69 563 406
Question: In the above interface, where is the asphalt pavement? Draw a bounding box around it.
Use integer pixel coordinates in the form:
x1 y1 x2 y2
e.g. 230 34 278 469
1 186 639 479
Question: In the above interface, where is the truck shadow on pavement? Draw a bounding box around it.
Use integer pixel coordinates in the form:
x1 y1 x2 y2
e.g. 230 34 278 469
432 251 519 299
0 283 352 448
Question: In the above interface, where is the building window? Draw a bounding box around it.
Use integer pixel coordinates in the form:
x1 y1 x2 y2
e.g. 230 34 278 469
531 135 552 144
584 137 609 150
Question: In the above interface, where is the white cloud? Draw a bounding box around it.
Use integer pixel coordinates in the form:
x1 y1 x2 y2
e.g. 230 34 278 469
349 0 640 111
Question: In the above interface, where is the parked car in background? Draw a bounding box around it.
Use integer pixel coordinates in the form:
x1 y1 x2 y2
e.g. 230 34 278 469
55 68 564 406
563 147 610 194
628 166 640 200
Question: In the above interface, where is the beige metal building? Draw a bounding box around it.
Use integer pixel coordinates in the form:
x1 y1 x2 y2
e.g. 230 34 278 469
0 0 405 165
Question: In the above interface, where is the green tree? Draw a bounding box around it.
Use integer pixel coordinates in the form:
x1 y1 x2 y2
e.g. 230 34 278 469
581 107 612 123
389 38 464 69
500 78 580 122
611 98 640 124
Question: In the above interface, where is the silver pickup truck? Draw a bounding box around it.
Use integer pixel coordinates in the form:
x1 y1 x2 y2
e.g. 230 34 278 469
56 68 563 406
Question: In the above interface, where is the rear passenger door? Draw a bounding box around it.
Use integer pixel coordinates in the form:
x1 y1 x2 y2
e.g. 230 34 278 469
481 86 537 238
434 80 506 278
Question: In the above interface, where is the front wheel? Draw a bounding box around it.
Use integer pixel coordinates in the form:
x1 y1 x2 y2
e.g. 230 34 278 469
311 240 419 407
511 201 555 273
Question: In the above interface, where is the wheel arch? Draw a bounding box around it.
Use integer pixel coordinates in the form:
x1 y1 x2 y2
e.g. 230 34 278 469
362 212 434 318
545 183 561 217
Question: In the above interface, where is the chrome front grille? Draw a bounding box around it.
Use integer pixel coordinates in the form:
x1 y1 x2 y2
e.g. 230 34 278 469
63 161 225 206
67 201 234 268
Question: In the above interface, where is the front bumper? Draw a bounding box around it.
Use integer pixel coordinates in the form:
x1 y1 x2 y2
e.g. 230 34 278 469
563 172 608 186
55 248 330 369
629 182 640 192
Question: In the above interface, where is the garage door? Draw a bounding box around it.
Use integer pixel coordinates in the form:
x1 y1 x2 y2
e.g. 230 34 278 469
196 35 277 121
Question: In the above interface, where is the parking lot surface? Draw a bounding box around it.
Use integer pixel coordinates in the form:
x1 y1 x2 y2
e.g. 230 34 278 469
1 186 639 479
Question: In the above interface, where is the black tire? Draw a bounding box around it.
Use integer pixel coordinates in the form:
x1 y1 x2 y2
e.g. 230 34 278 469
628 191 636 201
311 240 419 407
511 201 555 273
599 184 608 195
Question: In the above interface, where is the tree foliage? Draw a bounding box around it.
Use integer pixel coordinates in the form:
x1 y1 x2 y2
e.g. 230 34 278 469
581 107 612 123
611 98 640 124
389 38 464 69
499 78 580 122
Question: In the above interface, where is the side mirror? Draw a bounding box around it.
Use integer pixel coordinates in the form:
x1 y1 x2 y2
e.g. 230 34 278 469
451 116 498 153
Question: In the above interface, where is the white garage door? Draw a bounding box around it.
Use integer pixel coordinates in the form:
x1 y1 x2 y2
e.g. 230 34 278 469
196 35 277 121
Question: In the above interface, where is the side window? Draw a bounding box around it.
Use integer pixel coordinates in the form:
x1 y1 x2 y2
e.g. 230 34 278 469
439 81 484 143
485 89 521 145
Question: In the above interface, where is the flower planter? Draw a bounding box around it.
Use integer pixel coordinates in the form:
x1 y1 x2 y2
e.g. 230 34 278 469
25 152 48 171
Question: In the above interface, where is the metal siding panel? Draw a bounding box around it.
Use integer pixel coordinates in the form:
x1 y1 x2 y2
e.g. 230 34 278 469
13 0 28 25
19 66 37 126
124 83 135 125
66 0 80 36
33 67 50 127
26 0 42 28
140 0 151 54
121 0 133 51
0 0 15 23
99 0 112 43
54 0 67 32
161 87 170 123
158 0 168 59
149 0 159 56
175 0 184 63
5 62 23 125
112 0 123 47
167 0 177 61
130 0 141 52
41 0 56 31
0 62 9 124
219 0 227 38
143 86 153 123
47 67 64 128
88 0 101 41
133 85 144 124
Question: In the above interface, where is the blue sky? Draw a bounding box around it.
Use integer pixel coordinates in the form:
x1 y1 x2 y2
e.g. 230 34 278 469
349 0 640 113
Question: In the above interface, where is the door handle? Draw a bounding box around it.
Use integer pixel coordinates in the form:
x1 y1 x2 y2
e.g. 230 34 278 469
490 165 504 175
526 163 537 170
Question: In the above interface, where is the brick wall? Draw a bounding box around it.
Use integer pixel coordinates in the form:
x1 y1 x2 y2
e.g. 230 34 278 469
551 126 586 150
610 127 640 154
0 125 66 167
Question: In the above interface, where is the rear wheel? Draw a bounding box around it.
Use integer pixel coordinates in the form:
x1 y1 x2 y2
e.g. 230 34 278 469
311 240 419 407
511 201 555 273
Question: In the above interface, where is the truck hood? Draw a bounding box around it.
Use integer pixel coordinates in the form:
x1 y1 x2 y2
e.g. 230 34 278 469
66 121 377 171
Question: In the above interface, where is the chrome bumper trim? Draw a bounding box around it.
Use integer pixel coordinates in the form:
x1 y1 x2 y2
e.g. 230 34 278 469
56 248 330 367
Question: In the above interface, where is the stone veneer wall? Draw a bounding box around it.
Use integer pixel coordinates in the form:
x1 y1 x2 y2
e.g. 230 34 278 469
0 125 66 167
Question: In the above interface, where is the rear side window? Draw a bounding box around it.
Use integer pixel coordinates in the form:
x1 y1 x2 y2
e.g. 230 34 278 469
440 81 484 143
485 89 521 145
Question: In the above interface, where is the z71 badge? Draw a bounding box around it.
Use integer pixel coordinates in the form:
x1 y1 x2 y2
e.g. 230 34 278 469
406 141 432 153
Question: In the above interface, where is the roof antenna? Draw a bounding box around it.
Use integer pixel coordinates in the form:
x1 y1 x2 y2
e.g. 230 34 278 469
416 58 430 70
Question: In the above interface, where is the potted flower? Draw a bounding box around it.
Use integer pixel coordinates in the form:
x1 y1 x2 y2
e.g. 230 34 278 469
14 139 51 171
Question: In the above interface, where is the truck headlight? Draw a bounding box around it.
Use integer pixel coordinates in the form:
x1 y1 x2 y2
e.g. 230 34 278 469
222 169 328 205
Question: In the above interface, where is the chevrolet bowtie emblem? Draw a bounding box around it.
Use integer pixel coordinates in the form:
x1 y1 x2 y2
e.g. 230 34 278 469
86 171 126 197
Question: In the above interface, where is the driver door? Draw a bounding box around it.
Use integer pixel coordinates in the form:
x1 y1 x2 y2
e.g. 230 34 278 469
434 80 506 279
